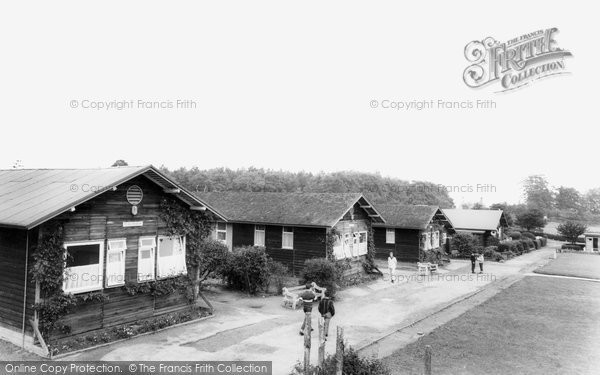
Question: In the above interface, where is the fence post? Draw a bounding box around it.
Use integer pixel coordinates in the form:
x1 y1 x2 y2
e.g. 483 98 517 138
424 345 432 375
318 317 325 366
335 326 343 375
303 312 311 374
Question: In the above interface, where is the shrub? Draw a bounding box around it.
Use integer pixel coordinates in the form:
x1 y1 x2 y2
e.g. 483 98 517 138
485 236 500 247
525 239 534 250
265 259 289 295
451 233 477 257
514 241 524 254
492 251 505 262
421 249 444 264
533 239 540 249
483 246 498 258
561 244 584 251
291 347 390 375
521 232 536 240
519 240 530 252
220 246 270 294
508 231 522 240
301 258 341 297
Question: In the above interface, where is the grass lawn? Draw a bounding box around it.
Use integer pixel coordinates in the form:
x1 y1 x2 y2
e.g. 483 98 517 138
534 253 600 279
382 276 600 375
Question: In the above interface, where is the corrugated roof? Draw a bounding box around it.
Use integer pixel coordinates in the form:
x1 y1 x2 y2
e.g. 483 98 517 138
0 166 224 229
196 192 384 227
442 209 506 231
372 204 441 229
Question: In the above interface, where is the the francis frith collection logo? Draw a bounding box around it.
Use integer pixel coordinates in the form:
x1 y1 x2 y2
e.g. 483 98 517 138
463 28 572 92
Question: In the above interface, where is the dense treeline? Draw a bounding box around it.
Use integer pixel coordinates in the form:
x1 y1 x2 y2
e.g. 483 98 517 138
160 166 455 208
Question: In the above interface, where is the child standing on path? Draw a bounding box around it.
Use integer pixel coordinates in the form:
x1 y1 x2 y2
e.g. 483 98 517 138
388 252 397 283
477 252 484 273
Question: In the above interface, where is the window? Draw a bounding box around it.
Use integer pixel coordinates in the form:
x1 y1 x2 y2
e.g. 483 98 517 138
386 228 395 244
342 233 353 258
157 236 187 278
216 222 227 244
432 232 439 249
358 232 368 255
63 241 104 294
106 239 126 287
441 232 447 245
254 225 265 247
138 237 156 282
282 227 294 249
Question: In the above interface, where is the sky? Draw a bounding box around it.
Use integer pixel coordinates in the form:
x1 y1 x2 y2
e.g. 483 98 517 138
0 1 597 207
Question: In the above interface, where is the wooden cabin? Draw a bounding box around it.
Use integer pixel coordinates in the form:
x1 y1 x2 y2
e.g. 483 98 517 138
0 166 224 353
584 232 600 252
197 192 385 275
372 204 453 262
442 208 508 246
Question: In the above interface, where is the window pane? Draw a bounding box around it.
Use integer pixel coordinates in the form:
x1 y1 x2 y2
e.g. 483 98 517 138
108 252 122 263
159 237 175 257
141 238 155 247
256 225 265 231
217 232 227 241
217 222 227 230
141 249 152 259
66 244 100 267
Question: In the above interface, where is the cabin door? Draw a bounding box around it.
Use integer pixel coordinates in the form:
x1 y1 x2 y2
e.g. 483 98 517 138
594 238 598 251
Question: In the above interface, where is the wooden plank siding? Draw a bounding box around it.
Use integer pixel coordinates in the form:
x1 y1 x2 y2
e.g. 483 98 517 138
229 223 326 275
0 227 36 335
373 227 421 262
30 175 195 340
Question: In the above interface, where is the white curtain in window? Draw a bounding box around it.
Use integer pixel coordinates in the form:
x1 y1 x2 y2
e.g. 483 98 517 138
157 236 187 278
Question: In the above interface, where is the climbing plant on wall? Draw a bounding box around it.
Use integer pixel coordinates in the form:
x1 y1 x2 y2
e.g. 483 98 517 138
158 197 214 301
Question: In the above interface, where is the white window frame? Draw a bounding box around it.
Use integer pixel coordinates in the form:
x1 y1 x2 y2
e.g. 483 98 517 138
386 228 395 244
138 236 156 282
254 225 266 247
282 227 294 249
216 222 227 244
157 235 187 279
106 238 127 287
63 240 104 294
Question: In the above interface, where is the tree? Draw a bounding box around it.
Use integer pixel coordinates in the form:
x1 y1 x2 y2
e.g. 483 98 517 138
451 232 477 256
555 186 582 212
556 221 587 244
515 209 546 231
584 188 600 215
522 175 553 212
472 202 486 210
187 239 229 285
111 159 129 167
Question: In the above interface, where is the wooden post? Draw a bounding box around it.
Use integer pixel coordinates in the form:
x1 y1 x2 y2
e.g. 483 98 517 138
303 312 312 374
335 326 343 375
318 317 325 366
424 345 432 375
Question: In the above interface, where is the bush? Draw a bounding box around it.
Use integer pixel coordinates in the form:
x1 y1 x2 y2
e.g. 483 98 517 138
508 231 521 240
521 232 536 240
533 239 541 249
514 241 524 254
220 246 270 294
492 251 505 262
483 246 498 258
264 260 289 295
485 235 500 247
291 347 390 375
561 244 584 251
421 249 444 265
519 240 530 252
301 258 340 298
451 232 477 257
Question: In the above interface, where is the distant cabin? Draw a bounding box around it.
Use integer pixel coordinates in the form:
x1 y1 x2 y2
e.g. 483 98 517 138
442 209 508 246
196 192 385 274
0 166 223 353
373 204 454 262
